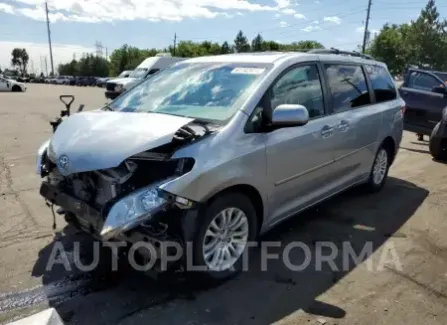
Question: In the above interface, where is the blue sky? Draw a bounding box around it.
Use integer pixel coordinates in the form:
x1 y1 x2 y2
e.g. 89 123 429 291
0 0 445 74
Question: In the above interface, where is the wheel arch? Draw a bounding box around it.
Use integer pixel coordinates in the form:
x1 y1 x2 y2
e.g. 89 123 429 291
11 84 21 92
381 136 396 164
205 184 265 234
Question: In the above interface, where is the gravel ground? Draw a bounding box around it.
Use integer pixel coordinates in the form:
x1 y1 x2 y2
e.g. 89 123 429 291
0 84 446 325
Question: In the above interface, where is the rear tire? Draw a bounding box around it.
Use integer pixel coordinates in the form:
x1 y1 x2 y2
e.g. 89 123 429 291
190 192 258 283
429 122 447 161
362 145 390 193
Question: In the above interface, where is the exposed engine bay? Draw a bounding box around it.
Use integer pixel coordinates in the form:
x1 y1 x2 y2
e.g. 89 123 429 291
40 119 212 216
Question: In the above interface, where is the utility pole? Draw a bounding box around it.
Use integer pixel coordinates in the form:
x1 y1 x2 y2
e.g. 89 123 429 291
362 0 372 53
44 56 48 76
45 2 54 76
173 33 177 56
30 59 35 75
105 47 108 61
40 56 44 75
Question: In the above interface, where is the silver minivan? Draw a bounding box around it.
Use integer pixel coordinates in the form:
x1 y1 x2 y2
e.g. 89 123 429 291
37 51 404 280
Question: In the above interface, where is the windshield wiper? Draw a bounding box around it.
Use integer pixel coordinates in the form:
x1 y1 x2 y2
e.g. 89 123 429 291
102 104 113 111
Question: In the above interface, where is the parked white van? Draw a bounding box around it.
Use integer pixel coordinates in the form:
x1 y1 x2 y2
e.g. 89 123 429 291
105 53 187 99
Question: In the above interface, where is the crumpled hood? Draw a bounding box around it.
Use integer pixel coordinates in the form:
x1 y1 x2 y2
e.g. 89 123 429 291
108 77 137 86
49 111 193 175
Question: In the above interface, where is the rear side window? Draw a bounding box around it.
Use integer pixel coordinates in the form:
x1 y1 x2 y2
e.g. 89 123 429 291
365 65 397 103
324 64 371 113
407 71 442 91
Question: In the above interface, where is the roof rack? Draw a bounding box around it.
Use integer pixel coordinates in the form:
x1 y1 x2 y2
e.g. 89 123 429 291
308 48 374 60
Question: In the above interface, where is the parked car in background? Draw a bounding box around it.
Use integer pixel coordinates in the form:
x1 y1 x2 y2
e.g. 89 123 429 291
0 76 27 92
54 76 71 85
16 76 30 83
399 68 447 135
76 76 97 86
96 77 110 88
105 53 186 99
45 77 57 84
117 70 133 78
37 50 404 281
399 67 447 160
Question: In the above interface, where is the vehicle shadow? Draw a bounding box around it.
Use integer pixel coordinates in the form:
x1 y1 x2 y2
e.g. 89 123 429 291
29 177 428 325
400 147 430 155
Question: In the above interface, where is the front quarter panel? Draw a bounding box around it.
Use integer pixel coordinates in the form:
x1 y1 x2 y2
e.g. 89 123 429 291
159 111 269 219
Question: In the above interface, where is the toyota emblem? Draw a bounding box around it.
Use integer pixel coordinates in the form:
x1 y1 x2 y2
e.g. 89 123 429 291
58 155 69 171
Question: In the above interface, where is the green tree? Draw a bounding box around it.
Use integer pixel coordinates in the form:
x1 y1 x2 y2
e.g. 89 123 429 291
109 44 147 76
279 40 324 51
367 24 409 75
409 0 447 70
220 41 232 54
234 30 251 53
251 33 264 52
263 41 280 51
11 48 29 75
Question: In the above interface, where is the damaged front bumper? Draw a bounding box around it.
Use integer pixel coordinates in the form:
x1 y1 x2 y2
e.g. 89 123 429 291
40 180 200 269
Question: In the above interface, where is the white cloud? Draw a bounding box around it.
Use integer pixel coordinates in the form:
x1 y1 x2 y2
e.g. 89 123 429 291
294 13 306 19
323 16 341 24
0 41 95 73
4 0 277 23
311 20 319 25
0 3 14 14
274 0 291 9
281 8 296 15
314 0 320 3
301 24 321 32
274 13 281 19
279 21 289 28
356 26 379 34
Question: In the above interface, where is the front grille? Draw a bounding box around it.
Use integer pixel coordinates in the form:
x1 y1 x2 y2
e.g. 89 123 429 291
106 83 116 91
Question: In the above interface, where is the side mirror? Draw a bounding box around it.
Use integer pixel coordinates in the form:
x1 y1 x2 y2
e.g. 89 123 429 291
271 104 309 127
432 86 447 95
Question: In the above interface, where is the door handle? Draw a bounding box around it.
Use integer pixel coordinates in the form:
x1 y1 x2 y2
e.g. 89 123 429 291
321 125 334 138
337 120 350 132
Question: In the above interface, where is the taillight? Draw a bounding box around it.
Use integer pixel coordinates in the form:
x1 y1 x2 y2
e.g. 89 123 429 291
401 105 406 114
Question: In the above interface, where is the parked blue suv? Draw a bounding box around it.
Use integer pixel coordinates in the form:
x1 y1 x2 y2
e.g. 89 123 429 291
399 68 447 160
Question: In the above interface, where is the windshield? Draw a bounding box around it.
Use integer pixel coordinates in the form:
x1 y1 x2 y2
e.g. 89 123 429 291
434 72 447 84
109 62 270 121
118 71 130 78
129 68 148 79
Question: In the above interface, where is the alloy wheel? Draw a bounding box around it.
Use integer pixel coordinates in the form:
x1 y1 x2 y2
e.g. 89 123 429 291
202 207 249 272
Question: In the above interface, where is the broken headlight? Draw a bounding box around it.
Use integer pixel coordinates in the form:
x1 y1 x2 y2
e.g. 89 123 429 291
36 139 50 175
100 185 168 240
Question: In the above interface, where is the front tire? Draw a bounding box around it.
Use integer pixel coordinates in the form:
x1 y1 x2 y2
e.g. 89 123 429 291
363 145 390 192
429 122 447 161
190 193 258 282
